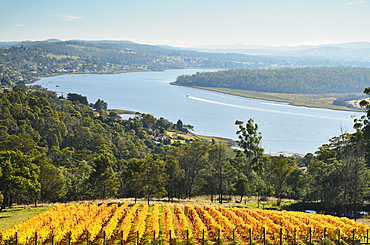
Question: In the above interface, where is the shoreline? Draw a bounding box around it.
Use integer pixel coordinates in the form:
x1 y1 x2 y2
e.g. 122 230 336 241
32 69 346 156
172 84 364 112
116 112 237 147
34 69 362 112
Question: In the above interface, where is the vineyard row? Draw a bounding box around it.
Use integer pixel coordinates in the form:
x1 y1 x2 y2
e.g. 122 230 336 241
1 203 369 245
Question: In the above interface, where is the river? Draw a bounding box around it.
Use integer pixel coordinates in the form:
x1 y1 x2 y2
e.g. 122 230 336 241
35 69 364 156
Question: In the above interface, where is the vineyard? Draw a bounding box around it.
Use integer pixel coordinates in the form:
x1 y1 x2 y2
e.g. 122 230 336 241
1 203 369 245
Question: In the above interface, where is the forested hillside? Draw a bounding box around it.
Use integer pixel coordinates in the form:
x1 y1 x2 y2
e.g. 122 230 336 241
1 85 370 217
0 86 185 206
2 40 370 87
0 40 289 86
173 67 370 94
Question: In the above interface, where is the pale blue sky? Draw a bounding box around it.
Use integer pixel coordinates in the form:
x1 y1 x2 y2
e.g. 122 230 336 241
0 0 369 47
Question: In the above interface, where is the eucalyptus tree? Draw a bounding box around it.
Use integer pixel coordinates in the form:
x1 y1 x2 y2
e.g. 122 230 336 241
121 154 169 203
357 87 370 165
208 143 236 203
87 152 119 199
268 155 296 206
140 154 168 204
169 141 210 198
0 150 40 211
163 155 184 201
235 177 250 203
307 131 370 216
235 119 264 174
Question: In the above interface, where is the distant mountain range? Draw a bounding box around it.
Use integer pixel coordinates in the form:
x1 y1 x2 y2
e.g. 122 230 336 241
2 40 370 61
2 39 370 67
189 42 370 61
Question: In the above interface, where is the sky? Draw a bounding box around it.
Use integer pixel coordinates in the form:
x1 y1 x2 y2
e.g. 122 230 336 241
0 0 369 47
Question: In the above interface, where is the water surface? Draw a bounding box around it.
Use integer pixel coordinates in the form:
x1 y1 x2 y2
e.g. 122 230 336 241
36 69 363 155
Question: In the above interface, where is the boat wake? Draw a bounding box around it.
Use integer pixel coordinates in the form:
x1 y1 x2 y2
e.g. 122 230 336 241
186 95 353 121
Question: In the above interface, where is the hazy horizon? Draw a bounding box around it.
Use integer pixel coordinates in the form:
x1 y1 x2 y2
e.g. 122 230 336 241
1 0 369 48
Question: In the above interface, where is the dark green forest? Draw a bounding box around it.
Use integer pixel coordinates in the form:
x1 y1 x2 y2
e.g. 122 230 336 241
1 85 370 218
173 67 370 94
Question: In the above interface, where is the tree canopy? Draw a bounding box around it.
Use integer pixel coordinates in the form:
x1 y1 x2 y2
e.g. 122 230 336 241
174 67 370 94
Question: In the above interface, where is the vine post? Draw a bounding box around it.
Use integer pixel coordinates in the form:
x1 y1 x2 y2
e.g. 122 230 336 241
202 229 205 245
120 230 124 245
34 232 38 245
293 227 297 245
67 231 71 245
337 228 341 245
51 231 54 245
279 228 283 245
249 228 253 245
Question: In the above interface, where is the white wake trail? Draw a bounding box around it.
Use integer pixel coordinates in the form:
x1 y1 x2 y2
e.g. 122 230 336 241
186 95 353 121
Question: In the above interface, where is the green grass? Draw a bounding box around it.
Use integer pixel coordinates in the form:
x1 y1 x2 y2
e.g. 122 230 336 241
107 109 137 114
0 205 53 231
196 87 361 111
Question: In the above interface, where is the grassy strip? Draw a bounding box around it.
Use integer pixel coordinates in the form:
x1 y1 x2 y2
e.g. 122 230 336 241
196 135 231 144
107 109 137 114
195 87 362 111
0 205 54 231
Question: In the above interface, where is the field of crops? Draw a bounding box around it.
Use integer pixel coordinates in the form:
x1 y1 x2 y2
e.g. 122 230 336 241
0 203 369 245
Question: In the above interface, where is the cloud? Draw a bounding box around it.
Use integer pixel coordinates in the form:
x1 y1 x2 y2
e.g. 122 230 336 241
15 24 24 27
346 1 365 4
54 14 84 21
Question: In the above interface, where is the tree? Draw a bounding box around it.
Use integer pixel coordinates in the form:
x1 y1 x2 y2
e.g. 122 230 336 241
338 155 370 218
0 167 3 204
93 99 108 110
140 154 168 204
309 129 370 216
0 133 41 156
357 87 370 165
286 168 307 200
87 153 119 199
67 93 88 105
235 177 250 203
268 155 296 206
121 158 144 202
208 143 234 203
163 155 184 201
305 158 339 209
121 155 169 204
35 153 65 202
169 141 210 198
0 150 40 211
235 119 264 173
176 119 183 132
